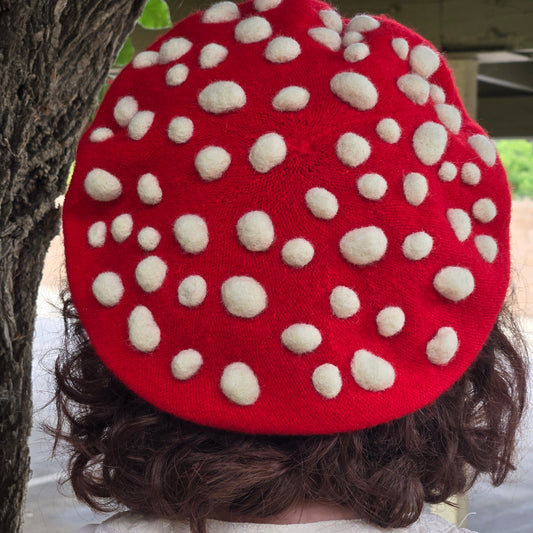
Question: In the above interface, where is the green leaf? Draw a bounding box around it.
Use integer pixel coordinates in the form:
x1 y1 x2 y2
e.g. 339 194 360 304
115 38 135 66
496 139 533 199
138 0 172 29
66 161 76 188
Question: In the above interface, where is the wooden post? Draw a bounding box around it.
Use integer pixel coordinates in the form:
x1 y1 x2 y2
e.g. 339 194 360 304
448 56 479 119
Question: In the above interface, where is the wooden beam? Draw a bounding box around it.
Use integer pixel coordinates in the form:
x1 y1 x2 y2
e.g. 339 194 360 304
478 95 533 137
325 0 533 52
478 62 533 94
442 0 533 52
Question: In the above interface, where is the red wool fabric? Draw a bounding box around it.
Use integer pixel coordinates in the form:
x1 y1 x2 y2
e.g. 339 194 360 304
63 0 511 435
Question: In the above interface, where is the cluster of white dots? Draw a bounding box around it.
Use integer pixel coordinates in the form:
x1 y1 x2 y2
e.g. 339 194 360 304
84 0 501 407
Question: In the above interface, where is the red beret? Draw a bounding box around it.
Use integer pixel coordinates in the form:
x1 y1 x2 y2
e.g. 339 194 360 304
63 0 511 434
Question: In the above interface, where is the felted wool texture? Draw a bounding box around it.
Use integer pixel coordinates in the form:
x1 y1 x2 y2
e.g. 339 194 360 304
272 86 310 111
172 349 204 380
88 221 106 248
200 43 229 69
64 0 512 435
342 31 363 47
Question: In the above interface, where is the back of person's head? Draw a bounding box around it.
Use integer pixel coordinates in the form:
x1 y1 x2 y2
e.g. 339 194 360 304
54 1 529 532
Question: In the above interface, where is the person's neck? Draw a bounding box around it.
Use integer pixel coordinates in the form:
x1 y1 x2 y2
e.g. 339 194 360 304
210 502 360 524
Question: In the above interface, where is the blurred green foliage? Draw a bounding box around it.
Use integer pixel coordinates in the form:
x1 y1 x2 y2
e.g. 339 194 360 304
138 0 172 29
496 139 533 199
115 38 135 66
115 0 171 67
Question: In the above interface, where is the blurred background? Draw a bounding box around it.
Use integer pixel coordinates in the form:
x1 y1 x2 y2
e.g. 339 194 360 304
24 0 533 531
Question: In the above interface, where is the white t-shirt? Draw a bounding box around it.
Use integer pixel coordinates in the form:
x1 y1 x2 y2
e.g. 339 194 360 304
79 511 476 533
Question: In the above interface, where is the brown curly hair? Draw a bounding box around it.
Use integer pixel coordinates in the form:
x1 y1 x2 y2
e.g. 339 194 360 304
49 290 528 533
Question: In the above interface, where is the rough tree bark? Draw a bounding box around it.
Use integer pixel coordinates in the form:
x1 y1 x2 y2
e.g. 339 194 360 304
0 1 145 531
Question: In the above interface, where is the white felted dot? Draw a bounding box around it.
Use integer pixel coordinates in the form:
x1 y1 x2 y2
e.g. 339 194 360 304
237 211 275 252
171 349 203 380
221 276 267 318
235 16 272 44
166 64 189 86
438 161 457 182
468 134 496 166
92 272 124 307
402 232 433 260
413 122 448 166
391 37 409 60
397 74 430 105
220 362 260 406
168 117 194 144
132 51 159 69
174 215 209 254
472 198 497 223
272 86 310 112
114 96 138 127
351 350 395 392
199 43 228 69
265 36 301 63
376 118 401 144
430 84 446 104
84 169 122 202
342 31 363 46
312 364 342 399
249 133 287 173
461 162 481 186
340 226 387 266
137 227 161 251
435 104 462 134
195 146 231 181
198 81 246 114
178 275 207 307
128 111 154 141
347 15 380 32
254 0 282 11
111 214 133 243
357 173 387 200
281 324 322 354
305 187 338 220
135 256 167 293
159 37 192 64
336 133 371 167
344 43 370 63
282 238 314 268
427 327 459 365
203 1 240 23
90 127 113 142
137 173 162 205
88 222 106 248
330 72 378 111
308 28 341 51
475 235 498 263
330 286 360 318
128 306 160 353
409 45 440 78
403 172 428 206
433 266 475 302
376 306 405 337
319 10 343 33
447 209 471 242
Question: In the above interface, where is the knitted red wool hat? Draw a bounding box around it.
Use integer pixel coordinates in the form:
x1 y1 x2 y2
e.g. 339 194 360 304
63 0 511 435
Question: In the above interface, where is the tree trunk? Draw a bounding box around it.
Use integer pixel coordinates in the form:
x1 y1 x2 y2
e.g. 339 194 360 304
0 1 145 531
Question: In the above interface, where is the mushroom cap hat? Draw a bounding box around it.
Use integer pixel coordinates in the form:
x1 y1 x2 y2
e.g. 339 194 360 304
63 0 512 434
